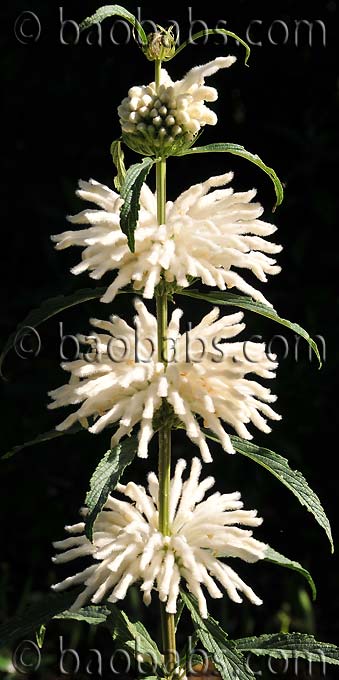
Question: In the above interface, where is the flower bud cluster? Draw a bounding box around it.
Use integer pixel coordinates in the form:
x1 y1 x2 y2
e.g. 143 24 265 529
118 56 236 156
118 82 194 155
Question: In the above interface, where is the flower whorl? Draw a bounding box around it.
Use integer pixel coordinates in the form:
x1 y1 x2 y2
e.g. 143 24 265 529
52 458 267 618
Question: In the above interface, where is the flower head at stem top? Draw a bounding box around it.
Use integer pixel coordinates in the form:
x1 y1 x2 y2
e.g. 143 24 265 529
143 26 177 62
52 457 267 618
118 56 236 156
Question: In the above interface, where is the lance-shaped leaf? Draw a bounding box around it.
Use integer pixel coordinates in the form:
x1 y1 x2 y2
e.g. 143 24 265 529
0 288 103 377
0 588 82 646
231 437 333 552
55 605 112 625
35 625 46 649
175 29 250 65
205 432 333 552
175 598 185 632
57 606 163 674
1 423 83 461
85 437 138 540
181 591 255 680
108 608 164 670
235 633 339 666
57 605 163 672
178 290 321 367
177 142 284 209
264 546 316 600
0 287 135 378
120 157 154 252
215 543 316 601
80 5 147 46
111 139 126 192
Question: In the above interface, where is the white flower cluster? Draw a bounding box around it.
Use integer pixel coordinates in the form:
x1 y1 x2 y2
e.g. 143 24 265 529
52 172 281 306
52 458 266 617
118 57 236 153
48 300 280 462
50 56 281 620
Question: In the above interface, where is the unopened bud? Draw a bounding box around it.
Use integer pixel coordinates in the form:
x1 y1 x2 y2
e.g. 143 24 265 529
143 26 176 62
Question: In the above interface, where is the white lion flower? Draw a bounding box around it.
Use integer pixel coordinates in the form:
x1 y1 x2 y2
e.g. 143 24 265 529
52 458 266 617
118 56 236 155
48 301 280 462
51 172 281 306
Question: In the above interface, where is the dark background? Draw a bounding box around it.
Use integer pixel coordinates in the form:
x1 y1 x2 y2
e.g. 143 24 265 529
1 0 338 676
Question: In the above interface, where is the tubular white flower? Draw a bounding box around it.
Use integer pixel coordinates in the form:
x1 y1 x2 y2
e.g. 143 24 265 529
48 301 280 461
52 458 266 617
52 172 281 307
118 56 236 153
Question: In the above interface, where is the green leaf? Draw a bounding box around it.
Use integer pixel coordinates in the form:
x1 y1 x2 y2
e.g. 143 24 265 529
85 437 137 540
175 29 250 65
0 287 134 378
0 656 12 671
35 624 46 649
181 591 254 680
1 422 83 461
0 288 102 378
80 5 147 45
120 157 154 252
55 605 112 625
235 633 339 666
0 588 82 646
265 547 316 600
232 437 333 552
205 432 333 552
174 597 185 632
109 609 163 670
111 139 126 192
56 605 163 671
177 142 284 209
215 542 316 601
178 290 321 367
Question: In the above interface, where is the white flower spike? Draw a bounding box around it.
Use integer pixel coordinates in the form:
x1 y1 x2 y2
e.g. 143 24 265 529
118 56 236 154
52 172 281 307
48 301 280 462
52 458 266 618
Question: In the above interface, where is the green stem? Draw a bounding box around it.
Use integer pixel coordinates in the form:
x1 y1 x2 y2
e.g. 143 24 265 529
155 59 162 89
155 61 176 674
157 389 171 535
156 158 167 227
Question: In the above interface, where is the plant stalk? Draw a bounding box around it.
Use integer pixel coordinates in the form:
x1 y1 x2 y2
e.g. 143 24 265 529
155 58 162 90
155 57 176 677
